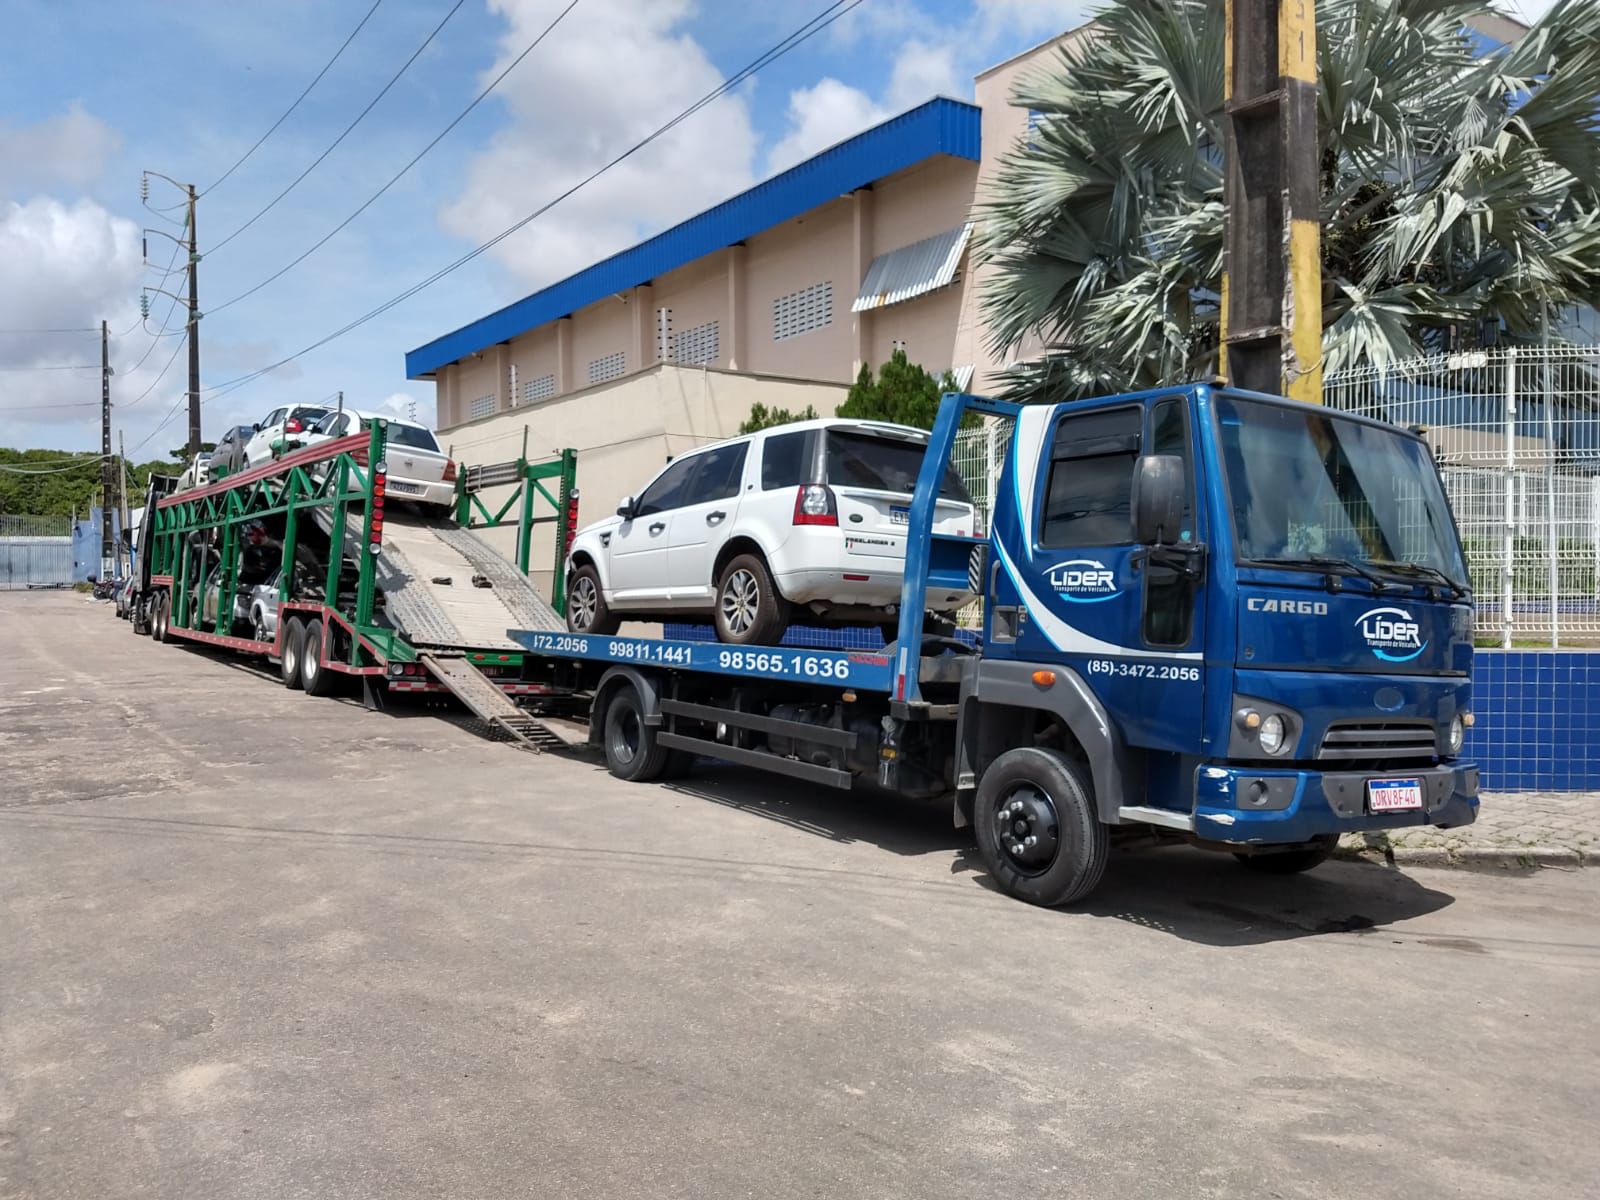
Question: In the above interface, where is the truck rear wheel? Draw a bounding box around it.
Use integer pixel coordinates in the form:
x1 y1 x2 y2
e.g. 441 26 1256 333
151 592 169 642
1233 837 1337 875
301 618 337 697
601 685 671 782
280 617 306 690
975 747 1109 907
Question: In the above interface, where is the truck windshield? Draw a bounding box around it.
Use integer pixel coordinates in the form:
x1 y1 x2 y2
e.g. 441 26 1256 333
1214 395 1470 589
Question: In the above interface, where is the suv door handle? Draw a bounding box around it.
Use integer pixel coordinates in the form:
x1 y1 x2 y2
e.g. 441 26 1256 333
649 522 666 535
706 510 726 524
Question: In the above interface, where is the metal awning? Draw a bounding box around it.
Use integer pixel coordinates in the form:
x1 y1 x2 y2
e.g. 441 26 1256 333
852 224 972 313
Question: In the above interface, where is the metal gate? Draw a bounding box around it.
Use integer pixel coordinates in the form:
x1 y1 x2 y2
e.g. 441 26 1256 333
0 515 74 589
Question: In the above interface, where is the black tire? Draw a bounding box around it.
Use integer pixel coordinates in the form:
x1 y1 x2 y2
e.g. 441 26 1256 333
713 553 790 645
151 592 169 642
301 618 337 696
280 616 306 689
566 564 621 636
601 685 671 782
974 746 1109 907
1233 837 1337 875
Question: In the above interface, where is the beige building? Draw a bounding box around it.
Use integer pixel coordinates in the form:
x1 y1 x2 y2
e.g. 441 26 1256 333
406 29 1086 555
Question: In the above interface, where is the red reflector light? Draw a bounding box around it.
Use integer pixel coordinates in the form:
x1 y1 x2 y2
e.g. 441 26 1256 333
843 573 869 581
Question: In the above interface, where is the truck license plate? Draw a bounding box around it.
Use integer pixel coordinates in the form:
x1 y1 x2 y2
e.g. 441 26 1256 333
1367 777 1424 813
889 505 909 525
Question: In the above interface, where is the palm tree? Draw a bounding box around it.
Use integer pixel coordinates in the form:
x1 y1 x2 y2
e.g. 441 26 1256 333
977 0 1600 403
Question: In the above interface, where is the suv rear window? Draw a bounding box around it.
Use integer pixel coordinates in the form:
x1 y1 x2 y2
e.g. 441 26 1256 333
290 407 329 424
823 429 972 502
359 420 439 452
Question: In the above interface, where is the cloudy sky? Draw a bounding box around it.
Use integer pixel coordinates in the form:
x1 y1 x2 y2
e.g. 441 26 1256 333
0 0 1105 458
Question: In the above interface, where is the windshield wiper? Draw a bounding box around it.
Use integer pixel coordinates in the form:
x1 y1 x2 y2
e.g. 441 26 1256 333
1370 560 1470 599
1249 554 1398 593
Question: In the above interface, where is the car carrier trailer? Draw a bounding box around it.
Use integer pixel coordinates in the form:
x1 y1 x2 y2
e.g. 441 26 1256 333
128 420 581 749
498 383 1481 907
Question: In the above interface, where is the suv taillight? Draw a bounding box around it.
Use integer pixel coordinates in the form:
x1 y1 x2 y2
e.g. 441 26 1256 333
442 459 457 483
793 484 838 527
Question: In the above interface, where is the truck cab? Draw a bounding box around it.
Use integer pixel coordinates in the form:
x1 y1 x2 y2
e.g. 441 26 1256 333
934 382 1477 903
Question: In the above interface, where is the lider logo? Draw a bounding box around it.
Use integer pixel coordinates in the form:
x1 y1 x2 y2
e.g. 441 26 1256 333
1047 559 1119 603
1356 606 1427 662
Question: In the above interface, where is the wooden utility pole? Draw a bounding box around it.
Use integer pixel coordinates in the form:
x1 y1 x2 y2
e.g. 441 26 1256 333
100 319 114 579
1221 0 1323 403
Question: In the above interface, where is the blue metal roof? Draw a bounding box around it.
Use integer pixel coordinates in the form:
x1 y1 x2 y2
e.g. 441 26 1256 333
405 97 982 379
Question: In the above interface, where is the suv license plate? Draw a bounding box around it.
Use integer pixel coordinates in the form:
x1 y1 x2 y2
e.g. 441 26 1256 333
889 505 909 525
387 480 422 495
1367 777 1424 813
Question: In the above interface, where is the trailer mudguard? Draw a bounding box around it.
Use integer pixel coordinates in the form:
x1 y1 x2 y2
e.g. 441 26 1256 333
589 665 667 746
969 659 1131 825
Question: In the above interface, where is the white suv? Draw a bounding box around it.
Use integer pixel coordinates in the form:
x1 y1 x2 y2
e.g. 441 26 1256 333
565 418 977 645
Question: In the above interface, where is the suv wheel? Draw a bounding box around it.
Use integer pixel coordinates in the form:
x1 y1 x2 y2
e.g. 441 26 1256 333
567 564 620 636
714 554 790 645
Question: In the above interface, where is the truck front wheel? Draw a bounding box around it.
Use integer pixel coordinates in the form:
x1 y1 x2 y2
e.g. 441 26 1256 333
975 747 1109 907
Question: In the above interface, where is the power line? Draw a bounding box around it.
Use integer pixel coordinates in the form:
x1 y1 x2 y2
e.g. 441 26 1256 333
0 402 100 412
209 0 583 316
207 0 468 257
121 329 190 412
0 326 99 334
0 452 112 466
0 363 100 371
150 1 862 437
201 0 386 198
0 457 110 475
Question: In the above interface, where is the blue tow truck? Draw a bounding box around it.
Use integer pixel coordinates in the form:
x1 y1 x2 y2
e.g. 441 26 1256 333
508 383 1479 906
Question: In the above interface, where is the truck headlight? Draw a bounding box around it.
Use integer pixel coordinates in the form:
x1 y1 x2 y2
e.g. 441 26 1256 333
1259 713 1291 755
1447 713 1465 755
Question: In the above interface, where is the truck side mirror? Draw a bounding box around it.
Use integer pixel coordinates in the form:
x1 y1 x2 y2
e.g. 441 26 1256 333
616 495 637 520
1132 455 1185 545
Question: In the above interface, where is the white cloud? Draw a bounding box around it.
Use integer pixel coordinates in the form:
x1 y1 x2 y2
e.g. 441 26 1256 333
439 0 759 289
376 390 436 428
0 103 121 196
886 37 968 109
765 78 890 174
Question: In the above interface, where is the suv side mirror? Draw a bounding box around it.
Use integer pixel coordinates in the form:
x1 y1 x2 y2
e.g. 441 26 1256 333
1131 455 1185 545
616 495 637 520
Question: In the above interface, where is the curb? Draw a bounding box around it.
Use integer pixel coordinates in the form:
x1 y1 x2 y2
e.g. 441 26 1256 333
1335 836 1587 871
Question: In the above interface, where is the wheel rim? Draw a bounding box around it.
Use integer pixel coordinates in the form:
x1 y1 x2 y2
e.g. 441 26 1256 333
609 706 640 764
285 635 298 674
305 639 318 682
571 576 598 629
720 568 759 634
992 783 1061 876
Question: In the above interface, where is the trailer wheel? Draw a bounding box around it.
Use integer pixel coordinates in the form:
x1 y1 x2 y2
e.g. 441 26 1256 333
1233 837 1336 875
280 617 306 690
714 553 790 645
974 747 1109 907
151 592 169 642
301 619 337 697
601 685 671 782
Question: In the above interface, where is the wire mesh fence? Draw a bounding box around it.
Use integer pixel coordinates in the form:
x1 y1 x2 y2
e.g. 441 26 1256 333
0 514 74 589
1326 345 1600 647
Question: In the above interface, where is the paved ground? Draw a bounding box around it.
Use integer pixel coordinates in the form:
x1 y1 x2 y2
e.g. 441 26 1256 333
3 590 1598 1200
1343 789 1598 866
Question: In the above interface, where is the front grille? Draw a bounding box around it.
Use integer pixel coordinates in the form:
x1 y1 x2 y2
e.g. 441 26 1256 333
1318 721 1437 762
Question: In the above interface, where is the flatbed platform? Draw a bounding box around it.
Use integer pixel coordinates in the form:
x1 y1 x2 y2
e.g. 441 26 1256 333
509 629 899 693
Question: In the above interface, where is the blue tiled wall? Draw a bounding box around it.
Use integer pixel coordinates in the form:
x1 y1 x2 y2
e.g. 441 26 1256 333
1469 651 1600 791
666 627 1598 793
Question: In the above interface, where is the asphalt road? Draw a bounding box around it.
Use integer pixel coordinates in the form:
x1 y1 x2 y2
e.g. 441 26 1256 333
3 590 1597 1199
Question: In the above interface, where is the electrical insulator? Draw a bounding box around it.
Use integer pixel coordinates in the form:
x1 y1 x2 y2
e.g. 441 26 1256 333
140 175 149 202
140 294 149 319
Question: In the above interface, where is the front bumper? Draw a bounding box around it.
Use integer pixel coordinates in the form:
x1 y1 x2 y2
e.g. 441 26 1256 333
1190 762 1479 845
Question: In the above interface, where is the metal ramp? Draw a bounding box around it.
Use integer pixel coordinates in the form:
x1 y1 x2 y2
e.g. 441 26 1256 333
313 507 565 650
419 653 564 752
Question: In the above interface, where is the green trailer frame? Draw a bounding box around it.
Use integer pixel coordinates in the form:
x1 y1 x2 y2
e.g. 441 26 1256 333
452 441 578 614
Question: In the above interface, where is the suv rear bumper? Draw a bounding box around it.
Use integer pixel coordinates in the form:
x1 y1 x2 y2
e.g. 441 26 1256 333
775 564 975 612
1186 762 1479 845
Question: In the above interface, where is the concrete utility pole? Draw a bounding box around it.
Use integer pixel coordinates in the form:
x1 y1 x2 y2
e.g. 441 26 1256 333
118 430 131 576
100 319 114 579
185 183 201 456
141 171 202 454
1221 0 1323 403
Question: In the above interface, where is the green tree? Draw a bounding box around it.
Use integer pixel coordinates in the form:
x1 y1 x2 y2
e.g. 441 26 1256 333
837 348 960 429
0 449 182 517
739 401 819 434
978 0 1600 403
